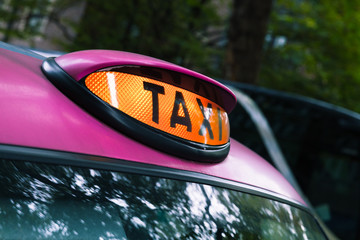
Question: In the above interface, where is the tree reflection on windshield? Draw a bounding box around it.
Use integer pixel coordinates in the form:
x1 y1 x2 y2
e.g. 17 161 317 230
0 159 325 239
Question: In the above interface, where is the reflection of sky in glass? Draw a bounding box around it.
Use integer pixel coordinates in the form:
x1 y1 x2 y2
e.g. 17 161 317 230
109 198 128 208
0 159 326 239
44 221 68 238
131 217 146 228
186 183 206 217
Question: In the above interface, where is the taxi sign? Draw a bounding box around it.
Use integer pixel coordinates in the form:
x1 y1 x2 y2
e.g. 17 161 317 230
85 70 229 146
42 55 233 162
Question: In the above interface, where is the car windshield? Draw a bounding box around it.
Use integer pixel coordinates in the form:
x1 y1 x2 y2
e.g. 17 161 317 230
0 158 326 239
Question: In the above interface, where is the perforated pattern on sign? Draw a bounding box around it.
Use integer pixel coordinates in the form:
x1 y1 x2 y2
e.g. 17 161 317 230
85 71 229 146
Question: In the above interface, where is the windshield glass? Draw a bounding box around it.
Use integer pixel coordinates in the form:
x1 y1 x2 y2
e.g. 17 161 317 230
0 159 326 239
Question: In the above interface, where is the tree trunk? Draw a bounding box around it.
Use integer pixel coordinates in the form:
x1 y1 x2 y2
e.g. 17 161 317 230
227 0 273 84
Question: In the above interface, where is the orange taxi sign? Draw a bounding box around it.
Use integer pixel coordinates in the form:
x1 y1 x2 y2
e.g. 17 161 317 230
85 71 230 146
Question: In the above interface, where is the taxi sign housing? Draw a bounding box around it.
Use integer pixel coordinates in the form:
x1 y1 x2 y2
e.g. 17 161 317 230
42 51 237 162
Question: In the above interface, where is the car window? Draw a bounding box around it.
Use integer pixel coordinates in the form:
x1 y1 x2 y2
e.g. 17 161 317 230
0 159 326 239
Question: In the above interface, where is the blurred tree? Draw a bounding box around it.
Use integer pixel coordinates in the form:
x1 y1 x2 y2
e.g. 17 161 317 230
46 0 85 42
0 0 52 42
260 0 360 112
70 0 225 77
226 0 274 84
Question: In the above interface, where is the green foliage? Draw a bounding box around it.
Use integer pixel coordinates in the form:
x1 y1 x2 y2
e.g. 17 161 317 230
260 0 360 112
69 0 225 77
0 0 52 42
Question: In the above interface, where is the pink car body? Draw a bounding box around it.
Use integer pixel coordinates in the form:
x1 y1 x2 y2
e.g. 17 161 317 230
0 45 305 207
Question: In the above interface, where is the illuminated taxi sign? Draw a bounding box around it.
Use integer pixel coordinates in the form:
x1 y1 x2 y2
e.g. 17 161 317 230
85 71 229 146
42 56 232 162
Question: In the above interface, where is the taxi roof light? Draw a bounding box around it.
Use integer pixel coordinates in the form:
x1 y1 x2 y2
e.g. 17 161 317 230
84 70 229 146
41 53 236 162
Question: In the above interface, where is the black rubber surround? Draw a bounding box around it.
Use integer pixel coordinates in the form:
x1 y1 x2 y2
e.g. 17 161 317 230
41 58 230 162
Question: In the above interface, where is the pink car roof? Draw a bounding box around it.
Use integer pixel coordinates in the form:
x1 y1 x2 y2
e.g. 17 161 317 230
0 46 305 206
